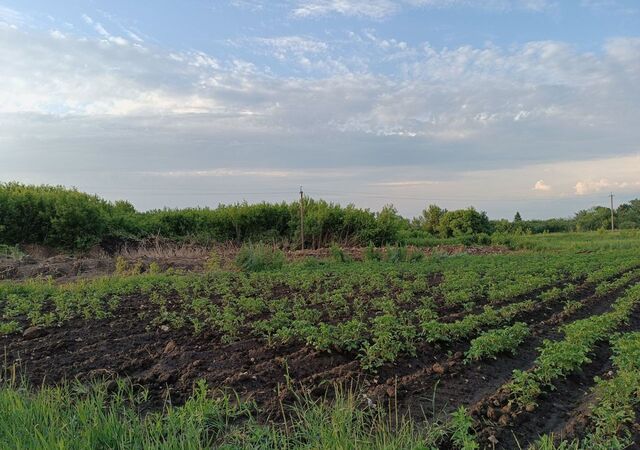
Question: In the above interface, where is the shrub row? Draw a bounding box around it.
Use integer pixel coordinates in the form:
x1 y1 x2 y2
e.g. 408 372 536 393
0 183 403 250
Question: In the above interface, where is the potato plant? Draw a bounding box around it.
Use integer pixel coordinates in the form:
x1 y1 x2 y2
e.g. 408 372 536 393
534 332 640 448
1 239 638 378
507 283 640 409
464 322 530 362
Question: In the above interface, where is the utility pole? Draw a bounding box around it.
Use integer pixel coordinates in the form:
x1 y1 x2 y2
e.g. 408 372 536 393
610 192 615 231
299 186 305 250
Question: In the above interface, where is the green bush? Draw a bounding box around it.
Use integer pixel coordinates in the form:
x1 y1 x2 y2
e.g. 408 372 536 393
235 244 285 272
329 244 349 263
3 183 637 252
0 183 111 250
384 245 407 263
438 208 492 238
0 184 409 250
364 242 382 261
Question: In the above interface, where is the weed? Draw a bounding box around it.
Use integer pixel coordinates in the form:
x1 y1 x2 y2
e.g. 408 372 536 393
235 244 285 272
329 244 349 263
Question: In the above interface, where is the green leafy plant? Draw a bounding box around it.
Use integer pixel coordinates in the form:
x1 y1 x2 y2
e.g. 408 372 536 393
329 244 350 263
465 322 529 362
449 407 479 450
507 369 542 409
235 244 285 272
363 242 382 261
0 321 20 335
359 313 416 371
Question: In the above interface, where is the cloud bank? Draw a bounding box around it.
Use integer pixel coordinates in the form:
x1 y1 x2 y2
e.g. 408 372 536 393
0 5 639 217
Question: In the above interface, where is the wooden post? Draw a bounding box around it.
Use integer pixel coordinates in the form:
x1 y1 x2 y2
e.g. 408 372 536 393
610 192 615 231
300 186 304 250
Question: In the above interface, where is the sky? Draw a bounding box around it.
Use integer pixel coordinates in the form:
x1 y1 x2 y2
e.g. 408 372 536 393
0 0 639 219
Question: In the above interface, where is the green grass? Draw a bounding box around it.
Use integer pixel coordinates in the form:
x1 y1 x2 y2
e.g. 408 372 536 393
0 378 456 450
235 244 286 272
0 244 25 259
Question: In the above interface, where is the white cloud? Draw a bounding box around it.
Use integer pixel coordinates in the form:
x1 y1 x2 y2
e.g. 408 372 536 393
2 24 639 148
230 0 267 11
459 155 640 201
409 0 554 12
0 6 25 25
291 0 398 19
124 30 144 43
1 20 640 220
290 0 554 18
50 29 66 40
575 179 640 196
580 0 638 14
241 36 329 61
575 179 611 195
82 14 129 46
140 168 355 179
533 180 551 191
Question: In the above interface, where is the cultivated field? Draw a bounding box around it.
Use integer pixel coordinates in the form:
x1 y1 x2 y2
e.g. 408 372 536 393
1 233 639 449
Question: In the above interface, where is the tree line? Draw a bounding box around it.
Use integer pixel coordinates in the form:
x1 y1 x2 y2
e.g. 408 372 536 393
0 183 639 251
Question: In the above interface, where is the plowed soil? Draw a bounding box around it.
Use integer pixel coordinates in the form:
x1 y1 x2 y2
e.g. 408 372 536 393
1 268 638 449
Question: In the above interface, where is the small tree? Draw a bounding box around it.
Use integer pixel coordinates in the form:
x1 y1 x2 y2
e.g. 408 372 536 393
438 207 492 238
373 204 404 245
574 207 612 231
417 204 447 235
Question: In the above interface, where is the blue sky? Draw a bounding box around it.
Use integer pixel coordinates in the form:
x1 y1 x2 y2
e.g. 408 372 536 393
1 0 639 218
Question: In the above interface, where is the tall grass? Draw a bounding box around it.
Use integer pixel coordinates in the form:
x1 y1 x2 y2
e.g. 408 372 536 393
235 244 286 272
0 379 233 449
0 244 25 260
0 378 451 449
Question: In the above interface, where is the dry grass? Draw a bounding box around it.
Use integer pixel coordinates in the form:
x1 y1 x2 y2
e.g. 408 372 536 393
116 239 214 259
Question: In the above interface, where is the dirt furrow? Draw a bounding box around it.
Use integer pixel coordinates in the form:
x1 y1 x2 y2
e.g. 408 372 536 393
471 293 640 449
365 272 640 418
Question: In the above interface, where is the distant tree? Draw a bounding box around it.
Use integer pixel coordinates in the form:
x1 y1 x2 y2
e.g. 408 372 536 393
574 206 612 231
491 219 512 234
514 211 522 223
438 207 492 237
416 204 447 235
617 199 640 229
521 218 573 234
374 204 405 245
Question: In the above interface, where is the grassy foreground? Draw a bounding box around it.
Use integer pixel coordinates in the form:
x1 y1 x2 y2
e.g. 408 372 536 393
0 378 463 449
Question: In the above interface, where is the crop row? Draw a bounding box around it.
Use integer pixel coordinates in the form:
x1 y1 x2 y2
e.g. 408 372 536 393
464 322 530 362
1 253 639 372
534 331 640 449
505 283 640 411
